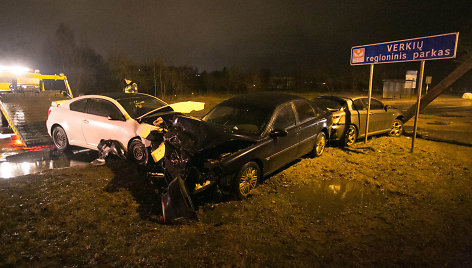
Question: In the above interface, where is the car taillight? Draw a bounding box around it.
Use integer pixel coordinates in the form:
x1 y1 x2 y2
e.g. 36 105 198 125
332 115 343 125
48 107 52 118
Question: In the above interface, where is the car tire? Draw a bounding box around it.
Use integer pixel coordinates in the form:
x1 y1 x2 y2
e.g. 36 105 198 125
52 126 69 151
128 139 148 165
313 132 326 157
344 124 357 147
389 119 404 137
235 161 260 199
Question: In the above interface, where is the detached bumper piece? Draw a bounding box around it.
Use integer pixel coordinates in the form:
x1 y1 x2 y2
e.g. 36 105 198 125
161 176 197 223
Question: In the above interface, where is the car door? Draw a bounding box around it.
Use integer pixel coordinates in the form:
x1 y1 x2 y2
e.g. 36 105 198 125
265 103 299 174
66 98 89 146
352 98 367 136
293 100 320 157
81 98 129 148
366 98 390 133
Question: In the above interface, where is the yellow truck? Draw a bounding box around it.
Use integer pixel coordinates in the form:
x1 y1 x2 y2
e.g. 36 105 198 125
0 67 73 146
0 69 72 96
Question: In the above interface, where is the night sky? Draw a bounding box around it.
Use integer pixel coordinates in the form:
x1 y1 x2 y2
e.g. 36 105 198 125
0 0 470 72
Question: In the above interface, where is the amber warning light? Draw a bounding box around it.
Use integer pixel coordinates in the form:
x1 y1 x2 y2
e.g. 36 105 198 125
10 135 24 146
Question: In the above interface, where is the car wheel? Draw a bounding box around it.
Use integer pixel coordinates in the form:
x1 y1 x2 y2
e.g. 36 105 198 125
128 139 148 165
235 161 260 199
344 125 357 147
389 119 404 137
313 132 326 157
52 126 69 151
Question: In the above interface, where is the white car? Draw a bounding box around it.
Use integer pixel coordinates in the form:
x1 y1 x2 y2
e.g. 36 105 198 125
46 92 202 164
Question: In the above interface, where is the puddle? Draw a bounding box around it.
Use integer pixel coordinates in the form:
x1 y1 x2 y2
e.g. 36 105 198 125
0 147 97 179
288 178 385 216
198 178 386 225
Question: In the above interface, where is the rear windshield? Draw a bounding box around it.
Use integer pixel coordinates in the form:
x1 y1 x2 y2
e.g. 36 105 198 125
313 97 345 111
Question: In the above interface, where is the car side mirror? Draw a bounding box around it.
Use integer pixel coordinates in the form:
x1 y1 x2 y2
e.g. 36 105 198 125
270 129 288 138
384 105 391 111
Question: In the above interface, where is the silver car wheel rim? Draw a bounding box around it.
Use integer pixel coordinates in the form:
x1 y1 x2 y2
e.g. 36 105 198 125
390 122 402 136
316 134 326 155
347 128 356 145
54 129 66 148
240 167 258 196
133 146 144 160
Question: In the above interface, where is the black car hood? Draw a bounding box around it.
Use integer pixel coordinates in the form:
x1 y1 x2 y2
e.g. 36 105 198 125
168 115 255 154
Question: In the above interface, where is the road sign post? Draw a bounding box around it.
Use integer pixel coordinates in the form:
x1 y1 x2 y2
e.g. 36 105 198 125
351 33 458 151
365 64 374 144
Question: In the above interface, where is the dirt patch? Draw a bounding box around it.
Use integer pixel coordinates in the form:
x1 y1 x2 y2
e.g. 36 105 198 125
1 136 471 266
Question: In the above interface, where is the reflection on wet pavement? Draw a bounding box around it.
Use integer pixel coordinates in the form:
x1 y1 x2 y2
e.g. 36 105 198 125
1 133 97 179
1 148 97 179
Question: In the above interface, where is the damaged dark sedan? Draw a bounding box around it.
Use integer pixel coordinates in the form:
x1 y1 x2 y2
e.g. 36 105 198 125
145 92 332 201
201 92 332 197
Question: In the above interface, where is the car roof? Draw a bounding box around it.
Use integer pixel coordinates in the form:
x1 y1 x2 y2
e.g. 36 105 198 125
94 92 155 100
221 92 305 110
315 95 347 101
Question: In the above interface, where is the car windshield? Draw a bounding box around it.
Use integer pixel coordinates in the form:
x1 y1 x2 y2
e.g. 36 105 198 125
116 95 168 119
313 97 345 111
202 103 271 136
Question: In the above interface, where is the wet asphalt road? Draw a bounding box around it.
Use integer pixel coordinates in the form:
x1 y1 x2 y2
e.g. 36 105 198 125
384 96 472 145
0 128 96 179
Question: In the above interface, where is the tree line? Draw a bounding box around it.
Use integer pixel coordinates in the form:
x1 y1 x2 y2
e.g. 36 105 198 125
35 24 373 97
34 25 472 97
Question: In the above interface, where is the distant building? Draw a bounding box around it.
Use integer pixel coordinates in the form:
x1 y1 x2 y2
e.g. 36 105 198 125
382 79 415 99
